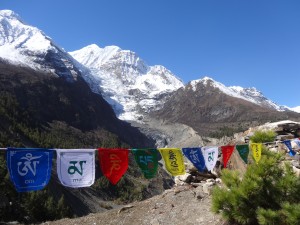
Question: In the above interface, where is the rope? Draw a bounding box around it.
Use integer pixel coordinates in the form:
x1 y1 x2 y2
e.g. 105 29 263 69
0 137 298 151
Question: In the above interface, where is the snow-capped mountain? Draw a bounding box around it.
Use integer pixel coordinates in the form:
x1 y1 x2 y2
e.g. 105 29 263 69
0 9 296 125
189 76 288 111
0 9 183 122
70 44 184 121
0 10 85 82
154 76 300 136
290 106 300 113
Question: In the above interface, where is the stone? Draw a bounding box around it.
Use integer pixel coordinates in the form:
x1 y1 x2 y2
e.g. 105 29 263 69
292 160 300 169
174 177 185 186
177 173 192 183
292 166 300 177
196 192 205 200
190 182 202 187
202 182 215 195
194 186 205 200
205 178 216 184
215 178 222 184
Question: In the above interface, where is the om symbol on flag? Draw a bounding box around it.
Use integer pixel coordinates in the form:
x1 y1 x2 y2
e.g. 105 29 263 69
17 153 42 176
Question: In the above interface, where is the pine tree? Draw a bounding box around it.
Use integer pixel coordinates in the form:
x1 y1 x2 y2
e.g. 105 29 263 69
212 130 300 225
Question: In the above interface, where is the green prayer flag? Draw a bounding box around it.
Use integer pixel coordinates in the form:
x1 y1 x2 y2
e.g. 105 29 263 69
132 149 158 179
236 145 249 164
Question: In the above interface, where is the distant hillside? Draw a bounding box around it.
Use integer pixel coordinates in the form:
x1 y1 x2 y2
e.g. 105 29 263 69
152 78 300 137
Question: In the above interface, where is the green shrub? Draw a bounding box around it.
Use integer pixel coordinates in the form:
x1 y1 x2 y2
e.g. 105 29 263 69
212 130 300 225
250 130 276 143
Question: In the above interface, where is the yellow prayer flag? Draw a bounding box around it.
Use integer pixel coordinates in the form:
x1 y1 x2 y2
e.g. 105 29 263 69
158 148 185 176
250 143 262 163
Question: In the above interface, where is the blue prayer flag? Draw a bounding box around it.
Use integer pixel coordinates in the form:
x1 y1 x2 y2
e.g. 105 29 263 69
6 148 53 192
182 147 206 172
283 140 296 157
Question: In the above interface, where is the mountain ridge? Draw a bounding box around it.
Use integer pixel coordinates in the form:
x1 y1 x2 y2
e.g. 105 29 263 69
153 77 300 136
188 76 289 111
1 9 299 127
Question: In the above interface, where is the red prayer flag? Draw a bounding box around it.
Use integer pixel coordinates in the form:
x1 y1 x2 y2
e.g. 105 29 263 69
98 148 129 185
221 145 235 168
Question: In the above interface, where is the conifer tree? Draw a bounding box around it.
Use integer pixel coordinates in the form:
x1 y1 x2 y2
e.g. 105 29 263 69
212 130 300 225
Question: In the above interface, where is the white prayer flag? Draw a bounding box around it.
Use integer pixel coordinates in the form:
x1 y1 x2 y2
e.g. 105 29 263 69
202 146 219 171
56 149 95 188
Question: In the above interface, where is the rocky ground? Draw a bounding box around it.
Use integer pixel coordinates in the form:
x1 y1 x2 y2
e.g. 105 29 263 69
42 185 225 225
42 160 230 225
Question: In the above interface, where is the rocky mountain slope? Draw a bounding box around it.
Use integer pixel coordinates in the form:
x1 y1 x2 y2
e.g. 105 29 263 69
153 77 300 137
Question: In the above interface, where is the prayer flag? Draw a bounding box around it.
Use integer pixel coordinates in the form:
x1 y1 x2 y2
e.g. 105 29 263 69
6 148 53 192
98 148 129 185
182 147 206 172
283 140 296 156
250 143 262 163
132 149 158 179
221 145 235 168
158 148 185 176
236 144 250 164
202 146 219 171
56 149 95 188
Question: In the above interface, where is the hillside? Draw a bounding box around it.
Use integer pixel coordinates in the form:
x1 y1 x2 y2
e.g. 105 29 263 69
152 77 300 137
0 60 173 223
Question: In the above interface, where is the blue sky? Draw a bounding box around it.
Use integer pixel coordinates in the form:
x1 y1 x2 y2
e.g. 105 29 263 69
2 0 300 107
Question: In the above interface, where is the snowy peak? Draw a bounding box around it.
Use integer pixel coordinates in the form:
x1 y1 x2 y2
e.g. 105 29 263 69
0 10 21 20
70 44 149 77
0 9 83 81
0 10 53 52
188 76 286 111
290 106 300 113
69 44 121 68
70 44 184 121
